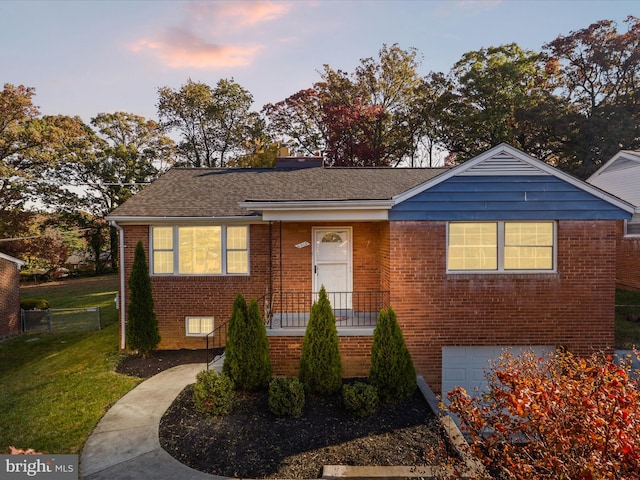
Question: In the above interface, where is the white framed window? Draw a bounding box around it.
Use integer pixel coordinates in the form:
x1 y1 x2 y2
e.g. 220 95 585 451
625 217 640 237
447 221 555 273
151 225 249 275
186 316 214 336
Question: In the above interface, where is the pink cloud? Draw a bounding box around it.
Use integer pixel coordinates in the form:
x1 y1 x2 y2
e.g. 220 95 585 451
128 1 292 69
130 27 264 68
188 1 291 28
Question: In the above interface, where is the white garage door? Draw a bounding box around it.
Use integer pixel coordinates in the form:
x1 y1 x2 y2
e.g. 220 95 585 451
441 345 555 403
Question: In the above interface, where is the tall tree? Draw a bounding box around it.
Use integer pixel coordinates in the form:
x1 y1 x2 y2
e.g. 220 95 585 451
0 83 92 264
157 78 260 167
544 16 640 177
438 43 562 163
0 84 88 214
264 44 425 167
157 79 215 167
400 72 452 167
319 44 423 166
262 88 326 156
50 111 174 268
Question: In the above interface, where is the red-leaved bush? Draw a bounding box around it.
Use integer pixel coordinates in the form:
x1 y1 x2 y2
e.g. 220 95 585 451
447 349 640 480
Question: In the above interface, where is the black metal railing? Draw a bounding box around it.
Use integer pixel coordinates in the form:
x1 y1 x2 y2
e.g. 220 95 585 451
267 291 389 329
205 294 274 369
205 290 389 368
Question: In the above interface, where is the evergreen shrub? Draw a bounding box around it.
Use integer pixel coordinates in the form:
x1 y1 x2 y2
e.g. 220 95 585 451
268 376 305 417
342 381 378 417
299 286 342 396
126 241 160 357
222 293 247 384
369 306 416 402
193 370 235 416
223 294 272 390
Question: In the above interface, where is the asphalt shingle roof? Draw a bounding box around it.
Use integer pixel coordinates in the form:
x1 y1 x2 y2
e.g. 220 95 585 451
109 166 449 218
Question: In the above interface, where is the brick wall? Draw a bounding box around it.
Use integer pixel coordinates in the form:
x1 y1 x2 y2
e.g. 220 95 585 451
0 258 21 338
120 219 618 388
120 224 272 350
268 336 373 378
387 220 618 392
615 220 640 290
271 222 383 293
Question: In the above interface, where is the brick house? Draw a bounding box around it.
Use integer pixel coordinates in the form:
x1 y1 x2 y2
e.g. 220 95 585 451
107 144 634 393
0 252 26 338
587 150 640 291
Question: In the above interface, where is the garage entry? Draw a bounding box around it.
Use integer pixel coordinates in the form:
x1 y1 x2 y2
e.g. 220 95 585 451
441 345 555 401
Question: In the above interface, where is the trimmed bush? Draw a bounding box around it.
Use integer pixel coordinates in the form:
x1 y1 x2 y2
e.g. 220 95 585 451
126 241 160 357
369 306 416 402
299 286 342 396
243 298 272 389
193 370 235 416
20 298 49 310
342 381 379 417
223 294 272 390
268 376 305 417
222 293 247 384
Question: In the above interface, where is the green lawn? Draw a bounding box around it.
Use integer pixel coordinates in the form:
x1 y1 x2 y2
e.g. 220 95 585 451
615 288 640 349
0 275 141 454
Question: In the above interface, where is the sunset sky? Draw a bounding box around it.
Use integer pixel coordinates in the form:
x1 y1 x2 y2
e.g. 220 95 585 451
2 0 636 124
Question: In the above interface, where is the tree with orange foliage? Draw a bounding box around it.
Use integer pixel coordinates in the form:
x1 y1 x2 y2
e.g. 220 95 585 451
447 349 640 479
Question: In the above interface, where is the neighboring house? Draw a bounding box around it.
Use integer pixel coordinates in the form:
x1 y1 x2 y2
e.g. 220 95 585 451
66 250 112 272
0 252 26 338
587 150 640 291
107 144 634 393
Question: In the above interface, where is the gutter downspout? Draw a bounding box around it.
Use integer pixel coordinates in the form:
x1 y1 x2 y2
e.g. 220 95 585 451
110 220 126 350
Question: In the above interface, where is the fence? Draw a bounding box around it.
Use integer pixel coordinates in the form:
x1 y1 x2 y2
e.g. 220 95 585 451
21 307 102 333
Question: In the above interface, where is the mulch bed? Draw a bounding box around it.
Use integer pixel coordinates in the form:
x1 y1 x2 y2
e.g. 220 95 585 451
117 350 460 479
115 349 209 378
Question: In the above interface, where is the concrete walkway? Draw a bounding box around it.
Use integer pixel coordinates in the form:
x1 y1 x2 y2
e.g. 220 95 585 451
81 363 227 480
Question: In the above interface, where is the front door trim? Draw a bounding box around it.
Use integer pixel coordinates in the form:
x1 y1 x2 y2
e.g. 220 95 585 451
312 226 353 303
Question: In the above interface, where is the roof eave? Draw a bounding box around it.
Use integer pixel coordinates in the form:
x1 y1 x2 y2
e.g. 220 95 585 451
106 215 262 225
587 150 640 183
240 200 394 222
0 252 26 267
239 199 395 210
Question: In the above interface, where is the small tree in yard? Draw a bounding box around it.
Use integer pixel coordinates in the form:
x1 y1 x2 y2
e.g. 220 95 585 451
447 349 640 479
243 298 272 389
369 306 416 402
223 294 272 390
223 293 247 385
299 286 342 396
126 241 160 357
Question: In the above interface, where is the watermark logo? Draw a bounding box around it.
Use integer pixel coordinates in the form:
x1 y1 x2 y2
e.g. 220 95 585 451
1 455 78 479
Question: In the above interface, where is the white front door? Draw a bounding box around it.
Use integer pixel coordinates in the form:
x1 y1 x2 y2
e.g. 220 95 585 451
313 227 352 310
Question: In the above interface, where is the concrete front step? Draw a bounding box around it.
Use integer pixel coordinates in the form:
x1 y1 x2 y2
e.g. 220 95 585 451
208 353 224 372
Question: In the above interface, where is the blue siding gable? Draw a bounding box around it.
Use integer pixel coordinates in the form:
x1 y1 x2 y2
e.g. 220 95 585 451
390 175 632 221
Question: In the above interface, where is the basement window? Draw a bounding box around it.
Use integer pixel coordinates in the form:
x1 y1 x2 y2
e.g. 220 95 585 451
186 316 214 336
